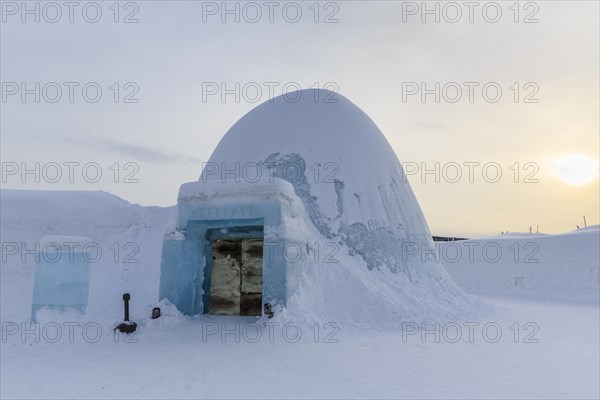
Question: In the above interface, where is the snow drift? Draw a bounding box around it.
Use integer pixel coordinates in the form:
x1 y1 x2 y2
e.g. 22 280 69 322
0 189 175 324
440 227 600 302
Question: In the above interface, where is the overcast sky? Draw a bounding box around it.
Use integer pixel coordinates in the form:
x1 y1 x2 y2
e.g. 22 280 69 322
1 0 598 236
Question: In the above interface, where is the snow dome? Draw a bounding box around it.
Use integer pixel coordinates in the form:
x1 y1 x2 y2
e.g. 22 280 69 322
160 89 480 325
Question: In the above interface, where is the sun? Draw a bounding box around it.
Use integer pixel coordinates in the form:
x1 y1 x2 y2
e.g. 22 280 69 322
556 154 599 185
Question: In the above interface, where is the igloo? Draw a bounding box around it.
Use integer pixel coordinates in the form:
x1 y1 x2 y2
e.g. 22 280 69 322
160 89 477 323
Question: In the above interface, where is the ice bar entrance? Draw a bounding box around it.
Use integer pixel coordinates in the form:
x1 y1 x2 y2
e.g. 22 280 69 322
159 179 308 317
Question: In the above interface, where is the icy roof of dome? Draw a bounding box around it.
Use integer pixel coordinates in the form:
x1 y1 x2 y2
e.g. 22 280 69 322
202 89 433 273
205 89 397 178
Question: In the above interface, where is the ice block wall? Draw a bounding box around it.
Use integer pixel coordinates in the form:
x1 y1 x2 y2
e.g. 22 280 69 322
31 236 92 321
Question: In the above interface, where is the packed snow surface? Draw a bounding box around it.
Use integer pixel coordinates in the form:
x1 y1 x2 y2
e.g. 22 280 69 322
1 295 597 399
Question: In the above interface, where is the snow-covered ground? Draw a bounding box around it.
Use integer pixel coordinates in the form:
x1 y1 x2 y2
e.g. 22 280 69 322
1 189 598 399
1 295 598 399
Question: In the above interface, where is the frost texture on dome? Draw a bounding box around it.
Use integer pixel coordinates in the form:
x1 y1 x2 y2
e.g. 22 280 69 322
202 89 485 326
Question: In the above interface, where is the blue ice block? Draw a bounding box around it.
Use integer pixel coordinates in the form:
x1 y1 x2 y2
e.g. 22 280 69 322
31 236 91 321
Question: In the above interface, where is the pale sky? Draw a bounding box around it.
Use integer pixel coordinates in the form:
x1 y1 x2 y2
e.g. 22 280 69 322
1 1 598 236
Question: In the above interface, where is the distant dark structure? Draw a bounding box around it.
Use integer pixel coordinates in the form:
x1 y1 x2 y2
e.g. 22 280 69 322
432 236 468 242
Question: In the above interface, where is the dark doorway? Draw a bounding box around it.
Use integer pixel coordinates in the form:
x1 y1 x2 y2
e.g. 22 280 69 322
209 238 263 316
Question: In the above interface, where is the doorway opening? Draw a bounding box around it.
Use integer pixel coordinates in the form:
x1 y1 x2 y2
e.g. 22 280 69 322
208 237 263 316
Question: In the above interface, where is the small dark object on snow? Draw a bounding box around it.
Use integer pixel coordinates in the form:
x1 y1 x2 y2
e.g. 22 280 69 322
151 307 161 319
115 293 137 334
264 303 273 319
115 320 137 334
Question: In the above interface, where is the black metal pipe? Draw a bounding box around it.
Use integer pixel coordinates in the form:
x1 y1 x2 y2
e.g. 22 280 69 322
123 293 131 321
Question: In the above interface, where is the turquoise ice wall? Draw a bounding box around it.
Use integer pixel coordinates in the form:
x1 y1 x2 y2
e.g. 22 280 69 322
31 248 91 321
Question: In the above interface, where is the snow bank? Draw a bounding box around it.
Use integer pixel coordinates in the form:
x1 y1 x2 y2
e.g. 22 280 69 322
0 189 175 324
441 226 600 302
